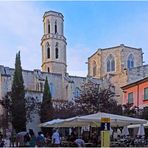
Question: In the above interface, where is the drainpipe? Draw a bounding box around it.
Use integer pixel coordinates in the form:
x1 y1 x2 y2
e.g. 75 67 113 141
123 90 127 104
137 84 139 107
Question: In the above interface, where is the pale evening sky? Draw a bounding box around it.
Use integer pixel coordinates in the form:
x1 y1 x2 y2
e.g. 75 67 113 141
0 1 148 76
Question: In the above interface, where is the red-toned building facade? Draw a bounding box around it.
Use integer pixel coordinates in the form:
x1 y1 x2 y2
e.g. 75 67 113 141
122 77 148 108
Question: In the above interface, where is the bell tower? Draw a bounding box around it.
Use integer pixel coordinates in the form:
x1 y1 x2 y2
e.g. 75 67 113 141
41 11 67 75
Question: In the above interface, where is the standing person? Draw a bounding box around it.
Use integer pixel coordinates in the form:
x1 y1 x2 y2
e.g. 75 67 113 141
29 129 36 147
16 131 27 147
45 132 51 147
36 132 45 147
52 129 61 147
24 132 30 146
10 129 16 147
113 130 118 141
70 129 77 142
0 133 5 147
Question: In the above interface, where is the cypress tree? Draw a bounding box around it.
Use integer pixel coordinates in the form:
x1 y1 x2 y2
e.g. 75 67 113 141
11 51 26 133
40 77 53 123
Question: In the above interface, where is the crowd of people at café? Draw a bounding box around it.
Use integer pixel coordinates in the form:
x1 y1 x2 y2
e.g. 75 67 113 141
1 126 148 147
0 127 102 147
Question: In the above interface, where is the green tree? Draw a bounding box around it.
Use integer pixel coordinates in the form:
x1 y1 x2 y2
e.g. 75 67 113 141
11 51 26 133
53 100 82 119
52 81 123 119
0 93 11 132
40 77 53 123
75 81 122 115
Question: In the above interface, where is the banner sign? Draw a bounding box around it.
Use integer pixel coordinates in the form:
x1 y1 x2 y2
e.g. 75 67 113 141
101 118 110 131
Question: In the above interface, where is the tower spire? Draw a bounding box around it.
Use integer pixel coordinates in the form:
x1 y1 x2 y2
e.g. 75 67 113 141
41 11 67 75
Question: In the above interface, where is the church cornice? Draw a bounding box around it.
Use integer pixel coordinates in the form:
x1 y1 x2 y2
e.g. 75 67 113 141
43 10 64 22
41 61 67 67
5 67 63 77
41 34 67 45
99 44 141 51
88 44 142 59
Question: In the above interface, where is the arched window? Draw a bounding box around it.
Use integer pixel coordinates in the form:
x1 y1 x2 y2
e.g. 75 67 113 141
107 60 110 72
49 83 55 97
64 45 66 60
127 54 134 69
55 43 59 59
48 20 50 34
74 87 80 98
44 22 45 34
61 22 63 35
46 42 50 59
93 61 97 76
40 83 43 92
107 55 115 72
111 59 115 71
66 85 68 98
47 67 50 73
55 21 57 34
36 83 39 91
55 48 59 59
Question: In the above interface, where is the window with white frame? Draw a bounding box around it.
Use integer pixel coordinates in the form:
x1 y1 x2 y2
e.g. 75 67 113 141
107 55 115 72
144 87 148 100
127 54 134 69
93 61 97 76
128 92 133 104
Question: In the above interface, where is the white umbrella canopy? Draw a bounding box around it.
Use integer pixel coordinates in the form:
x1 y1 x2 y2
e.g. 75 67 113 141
121 126 129 136
39 119 65 127
39 117 89 127
39 112 147 128
77 112 147 127
137 124 145 136
128 122 148 128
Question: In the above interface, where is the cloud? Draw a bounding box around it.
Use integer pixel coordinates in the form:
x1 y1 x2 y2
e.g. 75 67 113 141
68 70 87 77
0 1 148 77
67 44 92 76
0 2 90 76
0 2 42 70
0 2 41 37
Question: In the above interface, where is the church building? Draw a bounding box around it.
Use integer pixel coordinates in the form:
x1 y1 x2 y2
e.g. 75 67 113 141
0 10 148 131
88 44 145 104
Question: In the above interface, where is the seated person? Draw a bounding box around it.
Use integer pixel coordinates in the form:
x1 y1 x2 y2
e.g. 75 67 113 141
74 136 85 147
90 132 98 146
113 132 118 141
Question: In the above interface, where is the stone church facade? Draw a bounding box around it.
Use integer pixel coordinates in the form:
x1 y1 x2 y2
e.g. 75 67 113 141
0 10 148 131
0 11 88 132
88 44 145 103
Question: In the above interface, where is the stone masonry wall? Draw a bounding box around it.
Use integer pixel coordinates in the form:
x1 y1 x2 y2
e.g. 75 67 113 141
128 65 148 83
